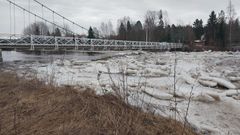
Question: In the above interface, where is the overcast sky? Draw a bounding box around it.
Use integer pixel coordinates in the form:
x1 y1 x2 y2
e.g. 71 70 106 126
0 0 240 34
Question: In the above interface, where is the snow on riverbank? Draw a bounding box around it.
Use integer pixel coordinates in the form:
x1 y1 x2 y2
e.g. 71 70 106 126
3 51 240 135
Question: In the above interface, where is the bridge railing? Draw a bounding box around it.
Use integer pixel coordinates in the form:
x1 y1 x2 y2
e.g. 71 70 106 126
0 33 183 50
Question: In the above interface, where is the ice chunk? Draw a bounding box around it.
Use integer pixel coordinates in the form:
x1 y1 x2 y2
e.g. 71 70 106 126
233 95 240 100
228 77 240 82
199 80 218 87
143 89 173 101
193 94 216 103
225 90 240 97
126 69 138 75
145 68 169 77
200 76 237 89
207 93 221 101
181 74 198 85
209 72 221 78
63 60 72 66
127 63 139 70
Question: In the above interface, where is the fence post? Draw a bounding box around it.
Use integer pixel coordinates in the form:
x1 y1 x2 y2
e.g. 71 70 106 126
0 49 3 63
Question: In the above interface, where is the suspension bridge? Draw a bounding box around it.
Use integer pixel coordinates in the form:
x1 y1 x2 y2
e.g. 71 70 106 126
0 0 183 58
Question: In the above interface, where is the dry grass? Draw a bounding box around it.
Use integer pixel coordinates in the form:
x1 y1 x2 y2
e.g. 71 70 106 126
0 72 196 135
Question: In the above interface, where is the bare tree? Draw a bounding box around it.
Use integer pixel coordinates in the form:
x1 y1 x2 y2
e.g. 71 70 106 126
158 10 164 28
163 11 170 27
63 24 73 37
117 16 131 29
93 27 100 38
227 0 236 48
144 10 157 41
99 22 108 38
99 21 115 38
23 22 50 36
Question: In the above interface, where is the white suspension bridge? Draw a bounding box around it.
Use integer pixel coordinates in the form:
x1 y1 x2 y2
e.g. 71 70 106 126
0 0 183 62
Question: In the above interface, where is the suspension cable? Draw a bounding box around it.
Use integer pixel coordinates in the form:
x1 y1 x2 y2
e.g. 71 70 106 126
52 11 55 35
72 22 75 37
32 0 88 31
6 0 75 35
9 2 12 35
34 15 36 24
41 4 44 34
62 17 65 28
28 0 30 26
23 9 26 31
33 0 102 38
41 4 44 19
13 0 16 35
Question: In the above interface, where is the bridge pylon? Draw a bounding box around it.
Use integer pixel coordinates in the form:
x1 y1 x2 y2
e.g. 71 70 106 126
0 49 3 63
30 35 35 51
74 37 78 50
54 37 59 50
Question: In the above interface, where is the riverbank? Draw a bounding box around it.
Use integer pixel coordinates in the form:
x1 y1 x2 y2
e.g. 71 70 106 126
0 72 195 135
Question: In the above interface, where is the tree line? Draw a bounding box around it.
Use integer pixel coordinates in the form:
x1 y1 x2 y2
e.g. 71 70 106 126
89 0 240 50
23 22 79 37
23 0 240 50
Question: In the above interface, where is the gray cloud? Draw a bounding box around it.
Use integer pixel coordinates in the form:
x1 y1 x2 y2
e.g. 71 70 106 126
0 0 240 34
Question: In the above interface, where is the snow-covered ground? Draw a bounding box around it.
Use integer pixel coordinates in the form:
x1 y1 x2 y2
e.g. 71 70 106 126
2 51 240 135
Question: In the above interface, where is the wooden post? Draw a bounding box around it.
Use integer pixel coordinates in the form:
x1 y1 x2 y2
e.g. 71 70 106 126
0 49 3 63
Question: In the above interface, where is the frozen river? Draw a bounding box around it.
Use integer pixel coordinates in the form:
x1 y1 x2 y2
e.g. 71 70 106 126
1 50 240 135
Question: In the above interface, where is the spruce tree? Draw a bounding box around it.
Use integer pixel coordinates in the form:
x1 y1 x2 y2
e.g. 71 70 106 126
206 11 218 46
217 10 226 49
193 19 204 40
134 21 144 41
118 23 126 40
54 28 62 37
88 27 95 39
126 21 132 40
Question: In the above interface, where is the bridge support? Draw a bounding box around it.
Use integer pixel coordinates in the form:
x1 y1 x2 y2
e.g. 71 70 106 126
0 49 3 63
54 37 59 50
30 35 35 50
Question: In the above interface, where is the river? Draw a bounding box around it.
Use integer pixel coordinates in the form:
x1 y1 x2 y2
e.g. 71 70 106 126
1 51 114 63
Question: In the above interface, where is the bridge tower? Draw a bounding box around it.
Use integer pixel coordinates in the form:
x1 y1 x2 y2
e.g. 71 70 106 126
0 49 2 63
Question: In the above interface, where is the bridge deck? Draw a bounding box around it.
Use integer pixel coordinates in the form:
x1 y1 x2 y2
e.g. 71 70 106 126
0 34 183 51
